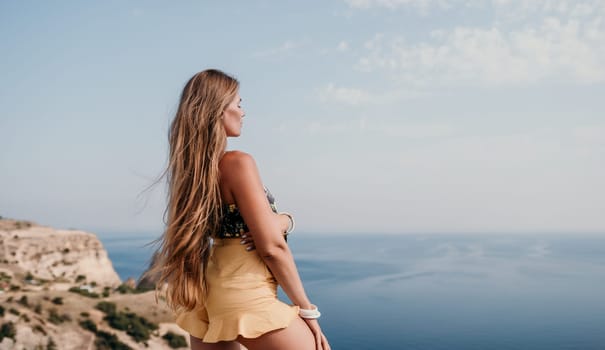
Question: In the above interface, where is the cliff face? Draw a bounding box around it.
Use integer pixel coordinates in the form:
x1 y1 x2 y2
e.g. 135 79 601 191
0 219 121 287
137 250 160 290
0 218 190 350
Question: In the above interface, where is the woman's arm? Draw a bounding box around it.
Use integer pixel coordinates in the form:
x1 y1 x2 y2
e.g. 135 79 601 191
241 213 290 250
221 151 312 309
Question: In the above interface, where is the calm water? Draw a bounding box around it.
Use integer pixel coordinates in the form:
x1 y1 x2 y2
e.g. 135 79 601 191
100 233 605 350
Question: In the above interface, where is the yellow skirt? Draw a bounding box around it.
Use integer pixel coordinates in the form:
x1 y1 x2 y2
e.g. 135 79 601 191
175 238 300 343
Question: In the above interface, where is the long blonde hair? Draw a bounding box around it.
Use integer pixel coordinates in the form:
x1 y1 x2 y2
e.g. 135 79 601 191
150 69 239 311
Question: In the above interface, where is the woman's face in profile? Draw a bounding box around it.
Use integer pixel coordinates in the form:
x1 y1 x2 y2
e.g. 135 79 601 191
222 92 245 137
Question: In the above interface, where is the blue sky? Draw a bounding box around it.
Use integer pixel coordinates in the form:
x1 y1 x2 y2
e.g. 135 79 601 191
1 0 604 235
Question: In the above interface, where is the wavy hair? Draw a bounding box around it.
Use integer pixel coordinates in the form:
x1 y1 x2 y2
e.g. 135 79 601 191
146 69 239 312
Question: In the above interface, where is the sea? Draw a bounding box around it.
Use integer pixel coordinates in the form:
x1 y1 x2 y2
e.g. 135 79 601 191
99 232 605 350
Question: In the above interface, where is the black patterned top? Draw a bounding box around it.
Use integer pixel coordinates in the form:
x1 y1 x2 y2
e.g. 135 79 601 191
216 186 281 239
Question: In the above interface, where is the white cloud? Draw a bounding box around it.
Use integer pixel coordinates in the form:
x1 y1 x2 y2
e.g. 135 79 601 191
356 12 605 85
492 0 605 24
318 83 373 105
344 0 604 17
343 0 459 13
339 1 605 85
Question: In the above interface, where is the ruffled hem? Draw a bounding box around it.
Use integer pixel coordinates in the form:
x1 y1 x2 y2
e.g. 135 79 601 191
175 301 300 343
175 306 209 340
203 302 300 343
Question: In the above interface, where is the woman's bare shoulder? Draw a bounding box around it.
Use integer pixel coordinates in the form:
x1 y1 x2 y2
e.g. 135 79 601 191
219 150 257 177
221 150 254 165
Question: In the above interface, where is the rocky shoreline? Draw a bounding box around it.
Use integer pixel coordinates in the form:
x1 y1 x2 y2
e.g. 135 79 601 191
0 217 189 350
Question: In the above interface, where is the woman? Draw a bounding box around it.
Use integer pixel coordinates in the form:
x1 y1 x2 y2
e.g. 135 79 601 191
153 69 330 350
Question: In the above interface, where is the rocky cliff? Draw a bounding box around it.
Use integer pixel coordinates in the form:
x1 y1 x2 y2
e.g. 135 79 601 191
0 218 189 350
0 219 121 287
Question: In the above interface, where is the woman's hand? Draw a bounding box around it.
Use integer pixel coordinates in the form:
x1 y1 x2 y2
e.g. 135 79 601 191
240 233 256 251
303 318 331 350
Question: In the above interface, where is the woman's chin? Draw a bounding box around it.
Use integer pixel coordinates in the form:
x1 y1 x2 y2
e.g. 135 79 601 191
226 129 242 137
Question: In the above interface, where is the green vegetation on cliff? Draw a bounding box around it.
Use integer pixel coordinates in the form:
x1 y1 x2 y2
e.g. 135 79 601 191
95 301 158 343
0 321 16 342
162 331 188 348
